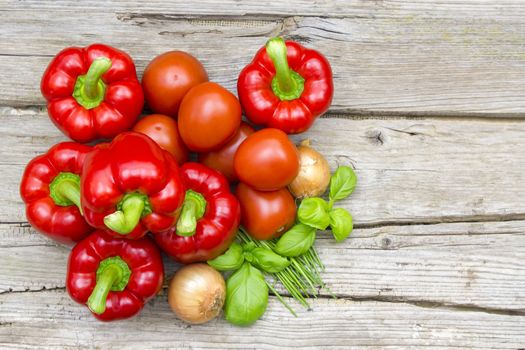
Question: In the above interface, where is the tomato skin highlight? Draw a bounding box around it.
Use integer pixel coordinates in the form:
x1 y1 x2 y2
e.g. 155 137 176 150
133 114 189 165
234 128 299 191
198 122 255 183
236 182 296 240
142 51 208 117
178 82 242 152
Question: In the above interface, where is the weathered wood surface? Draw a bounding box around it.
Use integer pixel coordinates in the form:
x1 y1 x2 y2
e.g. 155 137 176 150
3 109 525 225
3 219 525 313
1 2 525 115
2 290 525 350
1 0 525 348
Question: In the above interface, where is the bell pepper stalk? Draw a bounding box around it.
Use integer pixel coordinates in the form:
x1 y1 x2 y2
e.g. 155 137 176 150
154 163 241 264
41 43 144 143
176 190 207 236
20 142 94 244
66 230 164 321
237 37 333 134
81 132 185 239
103 193 152 235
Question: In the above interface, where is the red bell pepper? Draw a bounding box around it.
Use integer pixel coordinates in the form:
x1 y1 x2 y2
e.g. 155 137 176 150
66 230 164 321
20 142 94 244
154 162 241 263
237 37 333 134
81 132 185 239
41 44 144 143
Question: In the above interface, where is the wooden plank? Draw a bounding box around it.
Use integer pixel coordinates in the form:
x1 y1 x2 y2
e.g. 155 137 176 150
2 109 525 224
0 289 524 349
1 8 525 115
6 0 525 19
2 220 525 312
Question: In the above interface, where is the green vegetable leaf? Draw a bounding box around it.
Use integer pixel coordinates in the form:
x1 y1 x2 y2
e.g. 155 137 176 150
298 197 330 230
275 224 317 257
243 242 256 252
207 242 244 271
329 166 357 202
329 208 353 242
250 247 290 273
224 263 268 326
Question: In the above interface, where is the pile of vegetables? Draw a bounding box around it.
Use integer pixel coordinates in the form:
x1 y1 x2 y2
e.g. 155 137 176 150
20 37 357 325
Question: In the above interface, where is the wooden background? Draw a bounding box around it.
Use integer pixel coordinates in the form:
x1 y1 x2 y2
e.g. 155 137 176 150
1 1 524 348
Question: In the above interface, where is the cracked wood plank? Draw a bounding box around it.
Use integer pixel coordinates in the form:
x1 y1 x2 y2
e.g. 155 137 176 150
2 108 524 225
0 289 524 349
1 5 525 115
2 220 525 313
6 0 525 19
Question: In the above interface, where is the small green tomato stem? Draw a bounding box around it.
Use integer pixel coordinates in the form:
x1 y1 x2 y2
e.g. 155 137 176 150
49 172 83 214
104 194 147 235
176 190 207 237
266 37 305 101
87 256 131 315
84 57 112 99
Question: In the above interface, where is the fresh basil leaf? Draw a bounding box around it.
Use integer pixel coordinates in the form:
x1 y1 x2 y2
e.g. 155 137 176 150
243 242 256 252
250 247 290 273
329 208 353 242
298 198 330 230
275 224 316 257
224 263 268 326
243 250 254 263
207 242 244 271
329 166 357 202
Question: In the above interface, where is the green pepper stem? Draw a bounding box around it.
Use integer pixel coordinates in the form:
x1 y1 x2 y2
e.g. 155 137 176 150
87 265 119 314
87 256 131 315
104 195 146 235
176 190 207 237
73 57 112 109
49 172 83 214
84 57 112 99
266 38 295 93
266 37 305 101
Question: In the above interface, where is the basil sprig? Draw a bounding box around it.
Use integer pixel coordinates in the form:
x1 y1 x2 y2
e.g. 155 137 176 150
207 243 244 271
248 247 290 273
329 208 353 242
329 166 357 204
275 224 316 257
297 198 330 230
291 165 357 243
208 241 289 326
224 262 268 326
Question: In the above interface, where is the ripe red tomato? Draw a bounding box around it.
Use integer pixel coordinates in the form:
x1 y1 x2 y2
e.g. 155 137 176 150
198 122 255 183
142 51 208 117
133 114 189 165
178 82 242 152
236 183 296 240
234 128 299 191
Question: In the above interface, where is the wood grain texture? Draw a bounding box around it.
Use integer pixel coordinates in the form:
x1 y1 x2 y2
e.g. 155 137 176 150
2 108 524 224
2 220 525 313
1 4 525 115
1 289 524 349
2 1 525 348
6 0 525 19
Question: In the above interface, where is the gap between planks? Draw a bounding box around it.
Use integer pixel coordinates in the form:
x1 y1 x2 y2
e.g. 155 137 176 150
2 217 525 317
2 9 525 115
4 211 525 235
1 285 523 318
2 105 525 121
